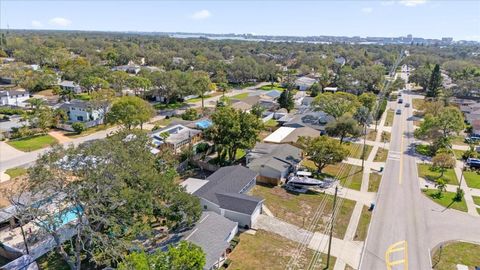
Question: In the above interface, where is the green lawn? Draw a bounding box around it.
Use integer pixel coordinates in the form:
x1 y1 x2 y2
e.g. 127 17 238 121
417 164 458 185
415 144 432 156
74 93 92 101
464 170 480 189
153 102 186 110
343 142 373 160
5 167 28 178
412 98 425 110
228 230 334 269
452 149 465 160
472 195 480 206
373 148 389 162
252 185 355 239
451 135 468 146
264 119 278 128
368 173 382 192
422 189 467 212
431 242 480 270
354 206 372 241
185 95 212 103
384 109 395 127
258 84 286 92
7 134 58 152
231 92 250 100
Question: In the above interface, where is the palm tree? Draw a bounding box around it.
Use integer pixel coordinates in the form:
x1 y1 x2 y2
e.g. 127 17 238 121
27 98 45 112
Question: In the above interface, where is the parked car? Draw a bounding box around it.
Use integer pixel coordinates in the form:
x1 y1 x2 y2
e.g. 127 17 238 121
398 98 403 104
396 109 402 115
405 103 410 108
467 158 480 169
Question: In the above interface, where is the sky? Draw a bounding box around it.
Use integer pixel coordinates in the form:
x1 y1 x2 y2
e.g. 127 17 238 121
1 0 479 41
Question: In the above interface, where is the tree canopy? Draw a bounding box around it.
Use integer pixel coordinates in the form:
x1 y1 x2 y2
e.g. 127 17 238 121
107 96 155 129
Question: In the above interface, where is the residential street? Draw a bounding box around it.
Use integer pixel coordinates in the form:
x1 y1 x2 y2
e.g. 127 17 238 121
360 77 480 269
0 84 262 180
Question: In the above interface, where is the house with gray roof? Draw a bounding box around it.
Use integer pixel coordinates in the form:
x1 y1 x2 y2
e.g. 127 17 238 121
283 108 334 133
183 211 238 270
246 143 302 185
58 80 82 94
193 165 263 229
0 89 30 107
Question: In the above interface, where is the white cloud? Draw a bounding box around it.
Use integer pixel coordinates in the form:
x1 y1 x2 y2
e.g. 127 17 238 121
49 17 72 27
31 20 43 28
380 1 395 6
361 7 373 13
191 9 211 20
399 0 427 7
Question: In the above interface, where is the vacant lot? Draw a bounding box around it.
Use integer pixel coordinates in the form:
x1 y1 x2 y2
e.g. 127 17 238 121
354 206 372 241
7 134 58 152
421 189 467 212
229 230 334 269
252 185 355 239
417 164 458 185
412 98 425 110
431 242 480 270
384 109 395 127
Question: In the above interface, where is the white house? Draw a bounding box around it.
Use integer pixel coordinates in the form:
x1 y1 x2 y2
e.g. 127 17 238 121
0 89 30 107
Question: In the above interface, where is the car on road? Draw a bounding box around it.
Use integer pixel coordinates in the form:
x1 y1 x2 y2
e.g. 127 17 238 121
405 103 410 107
396 109 402 115
398 98 403 104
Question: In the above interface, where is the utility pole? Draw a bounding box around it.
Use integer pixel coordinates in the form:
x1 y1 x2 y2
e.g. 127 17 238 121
324 186 338 270
361 124 367 170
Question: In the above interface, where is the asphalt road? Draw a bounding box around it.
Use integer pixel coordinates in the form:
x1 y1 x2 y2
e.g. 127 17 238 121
360 85 431 269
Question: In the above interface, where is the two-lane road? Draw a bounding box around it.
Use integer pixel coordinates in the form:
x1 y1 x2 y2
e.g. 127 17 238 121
361 90 431 269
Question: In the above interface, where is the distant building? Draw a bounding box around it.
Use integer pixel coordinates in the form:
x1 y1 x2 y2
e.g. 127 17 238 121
295 76 317 91
151 124 202 153
112 65 141 74
58 80 82 94
0 89 30 107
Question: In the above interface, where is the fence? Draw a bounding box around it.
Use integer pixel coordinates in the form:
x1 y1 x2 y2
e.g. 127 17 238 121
56 119 104 132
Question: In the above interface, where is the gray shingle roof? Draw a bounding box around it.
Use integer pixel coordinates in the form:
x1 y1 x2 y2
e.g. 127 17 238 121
215 193 263 215
247 143 302 174
193 165 258 206
183 211 237 270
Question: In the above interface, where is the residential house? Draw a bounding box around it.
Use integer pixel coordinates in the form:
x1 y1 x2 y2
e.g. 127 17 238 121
60 100 105 126
231 95 278 112
191 165 264 229
295 76 317 91
335 56 347 66
472 119 480 136
58 80 82 94
151 124 202 154
0 89 30 107
263 126 319 144
283 109 334 133
246 143 302 185
182 211 238 270
112 64 141 74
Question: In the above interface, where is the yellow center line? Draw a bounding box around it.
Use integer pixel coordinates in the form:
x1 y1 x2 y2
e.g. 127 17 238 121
389 260 406 266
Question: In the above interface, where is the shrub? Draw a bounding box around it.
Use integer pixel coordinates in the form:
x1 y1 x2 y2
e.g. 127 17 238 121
0 107 24 115
72 122 86 134
181 108 200 121
11 126 35 139
195 142 209 153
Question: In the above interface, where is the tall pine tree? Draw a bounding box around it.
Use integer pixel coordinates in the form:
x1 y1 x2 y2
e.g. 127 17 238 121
427 64 442 98
278 90 295 112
